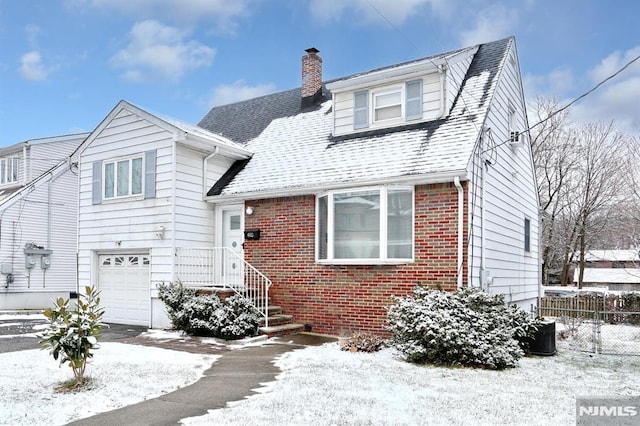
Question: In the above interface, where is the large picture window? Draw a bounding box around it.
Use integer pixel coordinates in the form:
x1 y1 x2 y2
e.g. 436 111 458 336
104 156 143 199
317 187 414 263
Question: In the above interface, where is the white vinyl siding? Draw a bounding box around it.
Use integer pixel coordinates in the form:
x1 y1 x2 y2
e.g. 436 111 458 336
466 42 539 306
0 163 78 294
78 109 175 293
78 107 232 318
29 137 84 179
174 144 223 247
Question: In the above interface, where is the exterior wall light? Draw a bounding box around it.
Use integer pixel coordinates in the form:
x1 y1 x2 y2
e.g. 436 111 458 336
246 206 254 215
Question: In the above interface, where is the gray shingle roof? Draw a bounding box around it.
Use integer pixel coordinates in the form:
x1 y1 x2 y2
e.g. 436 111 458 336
199 37 512 197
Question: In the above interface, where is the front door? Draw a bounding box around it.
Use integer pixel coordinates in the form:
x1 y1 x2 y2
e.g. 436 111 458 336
221 206 243 286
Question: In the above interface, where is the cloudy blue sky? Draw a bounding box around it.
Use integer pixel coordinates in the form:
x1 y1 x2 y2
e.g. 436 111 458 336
0 0 638 145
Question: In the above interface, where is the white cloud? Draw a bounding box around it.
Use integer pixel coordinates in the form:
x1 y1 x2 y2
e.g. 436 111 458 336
308 0 441 25
572 46 640 135
111 20 215 83
570 76 640 135
525 46 640 135
589 46 640 83
205 80 277 107
523 66 574 99
66 0 250 32
24 24 41 47
459 5 517 46
19 51 50 81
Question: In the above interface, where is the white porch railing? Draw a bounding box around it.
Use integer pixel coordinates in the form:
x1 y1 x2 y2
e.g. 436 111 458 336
175 247 271 327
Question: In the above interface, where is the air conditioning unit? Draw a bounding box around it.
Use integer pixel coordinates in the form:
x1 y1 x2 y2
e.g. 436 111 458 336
509 130 523 149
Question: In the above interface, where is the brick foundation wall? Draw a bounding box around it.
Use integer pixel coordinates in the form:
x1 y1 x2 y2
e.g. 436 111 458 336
243 183 468 335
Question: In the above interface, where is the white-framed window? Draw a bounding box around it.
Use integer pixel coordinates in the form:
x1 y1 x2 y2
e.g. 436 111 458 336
372 87 403 123
103 155 144 199
317 186 414 263
0 157 19 185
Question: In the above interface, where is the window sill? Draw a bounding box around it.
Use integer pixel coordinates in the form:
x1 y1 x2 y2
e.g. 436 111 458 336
102 194 145 203
316 259 414 266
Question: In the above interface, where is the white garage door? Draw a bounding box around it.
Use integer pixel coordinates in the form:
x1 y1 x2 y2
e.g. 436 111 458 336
98 254 150 326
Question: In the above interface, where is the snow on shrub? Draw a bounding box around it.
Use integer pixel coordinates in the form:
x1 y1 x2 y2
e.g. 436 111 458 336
386 287 540 369
158 282 260 339
39 286 106 389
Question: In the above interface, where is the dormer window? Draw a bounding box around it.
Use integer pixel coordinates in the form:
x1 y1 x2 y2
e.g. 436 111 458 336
0 157 19 185
373 87 402 122
352 79 423 130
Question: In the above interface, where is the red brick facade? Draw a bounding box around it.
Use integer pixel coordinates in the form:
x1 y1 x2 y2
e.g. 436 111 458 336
243 183 468 335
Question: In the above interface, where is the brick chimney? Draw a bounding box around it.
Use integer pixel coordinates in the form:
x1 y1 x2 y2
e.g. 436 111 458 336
301 47 322 108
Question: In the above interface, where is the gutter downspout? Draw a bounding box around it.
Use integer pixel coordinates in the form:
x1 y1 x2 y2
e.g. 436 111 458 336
481 150 486 290
437 64 446 119
22 145 28 184
203 146 219 197
454 176 464 289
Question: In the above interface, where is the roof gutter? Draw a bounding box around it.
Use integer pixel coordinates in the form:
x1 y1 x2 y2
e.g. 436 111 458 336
204 170 468 203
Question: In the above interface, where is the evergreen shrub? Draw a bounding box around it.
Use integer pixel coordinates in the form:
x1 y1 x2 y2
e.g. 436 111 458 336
158 282 260 339
386 287 540 369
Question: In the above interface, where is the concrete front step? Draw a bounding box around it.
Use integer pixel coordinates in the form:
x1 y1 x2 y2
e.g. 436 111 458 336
259 323 305 337
260 314 293 327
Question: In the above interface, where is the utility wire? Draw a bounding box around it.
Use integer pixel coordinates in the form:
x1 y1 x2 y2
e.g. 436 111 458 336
483 53 640 154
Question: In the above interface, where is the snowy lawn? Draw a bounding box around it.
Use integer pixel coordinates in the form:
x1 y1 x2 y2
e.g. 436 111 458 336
182 340 640 426
2 321 640 426
0 342 217 425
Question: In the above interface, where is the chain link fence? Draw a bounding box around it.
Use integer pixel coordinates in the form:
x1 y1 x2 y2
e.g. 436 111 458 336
537 303 640 356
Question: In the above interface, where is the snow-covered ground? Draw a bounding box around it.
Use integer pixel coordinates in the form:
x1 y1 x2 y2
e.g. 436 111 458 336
181 340 640 426
0 342 216 425
2 316 640 426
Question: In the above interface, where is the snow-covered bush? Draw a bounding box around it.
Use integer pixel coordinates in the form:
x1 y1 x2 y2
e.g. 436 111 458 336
157 281 196 331
386 287 540 369
158 282 260 339
39 286 106 388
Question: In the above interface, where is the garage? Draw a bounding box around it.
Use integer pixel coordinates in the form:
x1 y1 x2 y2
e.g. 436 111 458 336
98 254 150 326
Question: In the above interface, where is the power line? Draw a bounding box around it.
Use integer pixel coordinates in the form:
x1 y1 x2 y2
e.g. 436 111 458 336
483 53 640 154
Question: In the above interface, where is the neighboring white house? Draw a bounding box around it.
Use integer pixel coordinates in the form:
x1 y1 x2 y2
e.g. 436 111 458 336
72 101 251 327
0 133 88 309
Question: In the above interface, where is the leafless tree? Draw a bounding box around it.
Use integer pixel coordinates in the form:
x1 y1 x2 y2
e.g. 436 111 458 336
573 122 630 287
530 98 578 285
531 98 635 287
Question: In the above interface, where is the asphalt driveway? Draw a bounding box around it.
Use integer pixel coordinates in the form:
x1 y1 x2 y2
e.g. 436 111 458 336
0 312 147 353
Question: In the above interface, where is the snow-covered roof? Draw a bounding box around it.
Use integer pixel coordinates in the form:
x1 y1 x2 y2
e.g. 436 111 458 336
583 250 640 262
200 38 513 198
73 100 251 161
574 268 640 284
